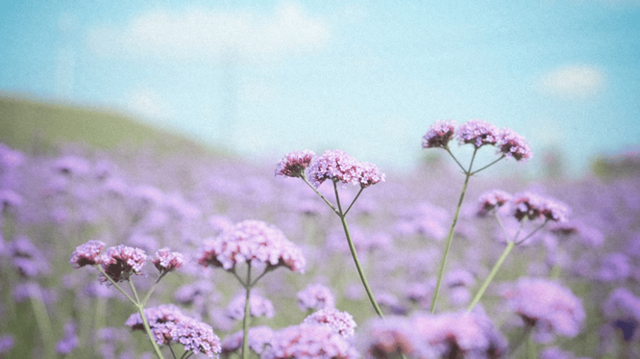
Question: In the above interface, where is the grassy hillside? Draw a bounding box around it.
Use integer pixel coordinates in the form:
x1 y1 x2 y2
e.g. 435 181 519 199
0 94 215 155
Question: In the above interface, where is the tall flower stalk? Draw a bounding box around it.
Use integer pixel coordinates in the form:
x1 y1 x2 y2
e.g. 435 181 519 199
276 149 386 317
422 120 532 313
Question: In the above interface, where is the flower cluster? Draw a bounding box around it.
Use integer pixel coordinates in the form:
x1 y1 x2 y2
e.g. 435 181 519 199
362 317 418 359
503 278 585 338
297 283 335 311
98 245 147 283
602 288 640 342
275 150 315 178
69 240 106 268
294 149 385 188
126 304 221 358
477 190 513 216
512 192 570 222
423 119 533 161
302 308 357 338
197 220 306 273
262 323 359 359
152 247 184 274
221 326 274 357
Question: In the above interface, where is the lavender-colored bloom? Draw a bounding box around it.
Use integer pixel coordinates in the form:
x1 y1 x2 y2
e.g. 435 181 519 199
307 149 361 188
262 323 359 359
496 128 533 162
503 278 585 338
0 334 14 354
70 240 106 268
602 288 640 342
9 236 50 277
411 311 508 359
376 292 407 315
303 308 357 338
356 162 386 188
477 190 512 216
208 215 234 235
0 144 24 168
512 192 569 223
297 283 335 311
53 155 90 176
361 316 420 359
152 247 184 274
422 120 457 149
126 304 222 358
221 326 274 356
0 189 23 212
56 321 79 355
540 346 592 359
275 150 315 178
197 220 306 273
225 292 275 321
597 252 631 282
99 245 147 283
457 120 500 148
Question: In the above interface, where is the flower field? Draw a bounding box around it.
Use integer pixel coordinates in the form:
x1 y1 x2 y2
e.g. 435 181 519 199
1 120 639 358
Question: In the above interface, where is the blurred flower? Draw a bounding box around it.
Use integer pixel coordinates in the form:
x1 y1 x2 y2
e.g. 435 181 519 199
602 287 640 342
361 316 419 359
303 308 357 338
225 292 275 321
297 283 335 311
221 326 274 357
262 323 359 359
477 190 512 216
56 321 79 355
512 192 569 223
53 155 90 176
0 334 14 355
275 150 315 178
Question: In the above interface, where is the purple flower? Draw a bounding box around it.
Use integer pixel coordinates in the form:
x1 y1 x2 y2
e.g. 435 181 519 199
540 346 592 359
56 321 79 355
411 311 508 358
197 220 306 273
99 245 147 283
602 288 640 342
275 150 315 178
221 326 274 356
477 190 512 216
0 189 23 212
496 128 533 162
9 236 50 278
303 308 357 338
152 247 184 274
70 240 106 268
53 155 90 176
126 304 222 358
0 143 24 168
502 278 585 338
225 292 275 321
307 149 361 188
0 334 14 355
262 323 359 359
297 283 335 311
512 192 570 223
422 120 457 149
356 162 386 188
361 316 419 359
457 120 500 148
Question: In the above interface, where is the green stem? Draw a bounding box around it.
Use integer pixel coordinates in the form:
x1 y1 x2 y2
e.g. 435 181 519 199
301 176 339 215
344 187 364 217
445 147 466 173
129 281 165 359
28 283 56 359
508 323 533 356
430 149 476 313
467 241 515 312
96 266 136 304
242 264 253 359
470 155 505 175
334 182 385 318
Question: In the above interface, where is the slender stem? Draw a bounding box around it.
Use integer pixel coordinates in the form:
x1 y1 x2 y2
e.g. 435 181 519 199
445 147 466 173
470 155 505 175
96 265 136 304
430 149 477 313
249 268 271 287
508 323 533 356
130 281 165 359
526 332 537 359
334 182 385 318
129 280 142 304
231 268 247 287
242 264 253 359
142 278 163 306
28 283 56 359
467 241 516 312
168 343 177 359
344 187 364 217
301 176 339 215
515 220 548 245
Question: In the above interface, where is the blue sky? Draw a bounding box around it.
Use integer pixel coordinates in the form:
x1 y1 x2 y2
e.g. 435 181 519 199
1 0 639 177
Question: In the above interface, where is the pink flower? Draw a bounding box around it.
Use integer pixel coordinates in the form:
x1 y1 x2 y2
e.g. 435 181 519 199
303 308 357 338
422 120 457 149
262 323 359 359
297 283 335 311
70 240 105 268
457 120 500 148
152 248 184 274
275 150 315 178
308 150 361 187
512 192 569 223
477 190 512 216
496 128 533 162
98 245 147 283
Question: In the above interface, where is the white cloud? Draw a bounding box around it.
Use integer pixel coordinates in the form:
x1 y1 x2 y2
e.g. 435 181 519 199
537 65 605 99
127 88 173 120
87 3 330 62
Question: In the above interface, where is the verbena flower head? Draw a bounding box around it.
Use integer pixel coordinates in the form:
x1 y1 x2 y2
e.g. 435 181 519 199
457 120 500 148
303 308 357 338
197 220 306 273
307 149 360 187
262 323 359 359
226 292 275 321
602 287 640 342
98 245 147 283
152 247 184 274
275 150 315 178
411 311 508 359
126 304 222 358
356 162 386 188
496 128 533 162
221 326 274 357
477 190 513 216
70 240 106 268
503 278 585 338
512 192 570 222
361 317 419 359
297 283 335 311
422 120 457 149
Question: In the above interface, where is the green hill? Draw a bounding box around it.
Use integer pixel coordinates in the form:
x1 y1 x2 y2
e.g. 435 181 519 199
0 94 215 155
